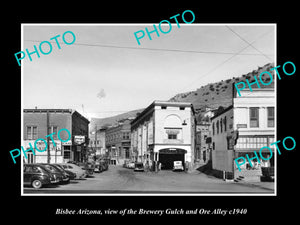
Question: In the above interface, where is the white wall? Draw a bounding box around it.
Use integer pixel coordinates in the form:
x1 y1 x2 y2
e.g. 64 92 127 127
154 106 192 145
131 103 194 164
211 109 234 172
234 88 275 136
22 140 64 163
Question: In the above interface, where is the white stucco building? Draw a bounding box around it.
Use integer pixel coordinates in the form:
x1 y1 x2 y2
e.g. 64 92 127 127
130 101 196 171
210 86 275 181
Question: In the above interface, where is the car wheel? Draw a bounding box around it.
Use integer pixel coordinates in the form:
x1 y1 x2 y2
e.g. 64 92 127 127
32 180 42 189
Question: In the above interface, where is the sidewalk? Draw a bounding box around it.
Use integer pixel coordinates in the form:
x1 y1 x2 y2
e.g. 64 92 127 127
232 180 275 192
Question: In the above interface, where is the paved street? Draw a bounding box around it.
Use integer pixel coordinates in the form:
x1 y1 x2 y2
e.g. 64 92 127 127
23 165 275 194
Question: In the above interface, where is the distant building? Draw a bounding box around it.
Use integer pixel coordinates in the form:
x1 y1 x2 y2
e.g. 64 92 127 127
130 101 196 171
195 122 211 164
210 85 275 181
23 109 89 163
105 119 132 165
203 107 217 119
88 126 107 157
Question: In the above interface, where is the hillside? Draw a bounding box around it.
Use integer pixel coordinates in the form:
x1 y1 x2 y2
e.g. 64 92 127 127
90 108 144 132
169 62 274 116
90 62 274 129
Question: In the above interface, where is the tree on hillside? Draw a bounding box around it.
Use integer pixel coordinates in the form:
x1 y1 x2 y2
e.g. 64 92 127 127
215 106 225 117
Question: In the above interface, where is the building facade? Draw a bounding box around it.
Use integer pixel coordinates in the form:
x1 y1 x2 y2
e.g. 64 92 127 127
88 127 107 157
23 109 89 163
130 101 196 171
105 119 131 165
195 122 211 164
210 86 275 181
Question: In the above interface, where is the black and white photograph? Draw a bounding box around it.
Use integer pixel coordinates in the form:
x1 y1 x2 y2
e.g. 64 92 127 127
21 23 276 195
4 4 298 221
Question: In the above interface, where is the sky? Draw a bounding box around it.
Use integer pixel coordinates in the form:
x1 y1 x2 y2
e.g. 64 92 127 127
22 24 275 119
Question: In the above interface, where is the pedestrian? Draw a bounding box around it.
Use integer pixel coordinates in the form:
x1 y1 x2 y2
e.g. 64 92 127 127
145 160 149 172
158 162 161 171
149 160 153 172
185 161 189 172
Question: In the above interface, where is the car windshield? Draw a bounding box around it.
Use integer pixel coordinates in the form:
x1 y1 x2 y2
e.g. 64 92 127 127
38 166 51 173
53 165 64 172
44 165 60 173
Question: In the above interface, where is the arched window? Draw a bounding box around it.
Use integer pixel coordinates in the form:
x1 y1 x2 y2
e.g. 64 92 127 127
164 114 182 140
164 114 182 127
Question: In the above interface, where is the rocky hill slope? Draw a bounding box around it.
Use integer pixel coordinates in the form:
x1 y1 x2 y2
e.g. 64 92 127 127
91 62 274 129
169 62 274 116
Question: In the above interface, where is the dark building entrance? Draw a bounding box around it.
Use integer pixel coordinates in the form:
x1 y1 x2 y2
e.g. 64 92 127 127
159 148 186 170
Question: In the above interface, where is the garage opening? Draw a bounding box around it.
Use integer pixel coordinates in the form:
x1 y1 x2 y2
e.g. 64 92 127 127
159 148 186 170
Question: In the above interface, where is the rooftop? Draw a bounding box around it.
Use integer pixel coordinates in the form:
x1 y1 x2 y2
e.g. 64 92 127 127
23 108 90 124
131 100 195 126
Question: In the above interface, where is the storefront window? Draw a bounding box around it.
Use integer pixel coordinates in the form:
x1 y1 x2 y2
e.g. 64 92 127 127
63 146 71 160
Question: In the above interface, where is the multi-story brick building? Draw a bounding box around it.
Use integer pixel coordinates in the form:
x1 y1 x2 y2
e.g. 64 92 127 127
23 109 89 163
195 122 211 164
105 119 132 165
88 126 107 157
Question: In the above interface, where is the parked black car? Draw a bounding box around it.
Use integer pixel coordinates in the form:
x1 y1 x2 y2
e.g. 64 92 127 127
40 163 68 184
94 160 103 173
53 164 76 180
77 162 95 176
48 164 72 183
23 164 58 189
95 159 109 172
261 167 274 181
134 162 144 172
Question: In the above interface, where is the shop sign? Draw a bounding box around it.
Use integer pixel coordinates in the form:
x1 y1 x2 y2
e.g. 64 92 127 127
62 140 72 146
35 140 61 151
74 135 85 145
159 148 187 154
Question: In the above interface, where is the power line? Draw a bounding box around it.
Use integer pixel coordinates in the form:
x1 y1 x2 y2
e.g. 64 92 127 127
23 39 273 56
176 29 274 94
225 26 273 61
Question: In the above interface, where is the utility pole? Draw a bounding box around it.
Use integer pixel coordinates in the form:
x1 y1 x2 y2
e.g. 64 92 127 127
46 110 50 163
95 125 97 158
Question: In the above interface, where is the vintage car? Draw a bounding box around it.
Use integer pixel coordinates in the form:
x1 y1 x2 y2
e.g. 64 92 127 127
261 167 274 181
95 159 108 172
173 161 184 171
59 163 87 179
40 163 68 183
77 162 95 176
23 164 58 189
53 164 76 180
123 159 130 168
134 162 144 172
123 160 135 169
94 160 102 173
101 159 109 171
